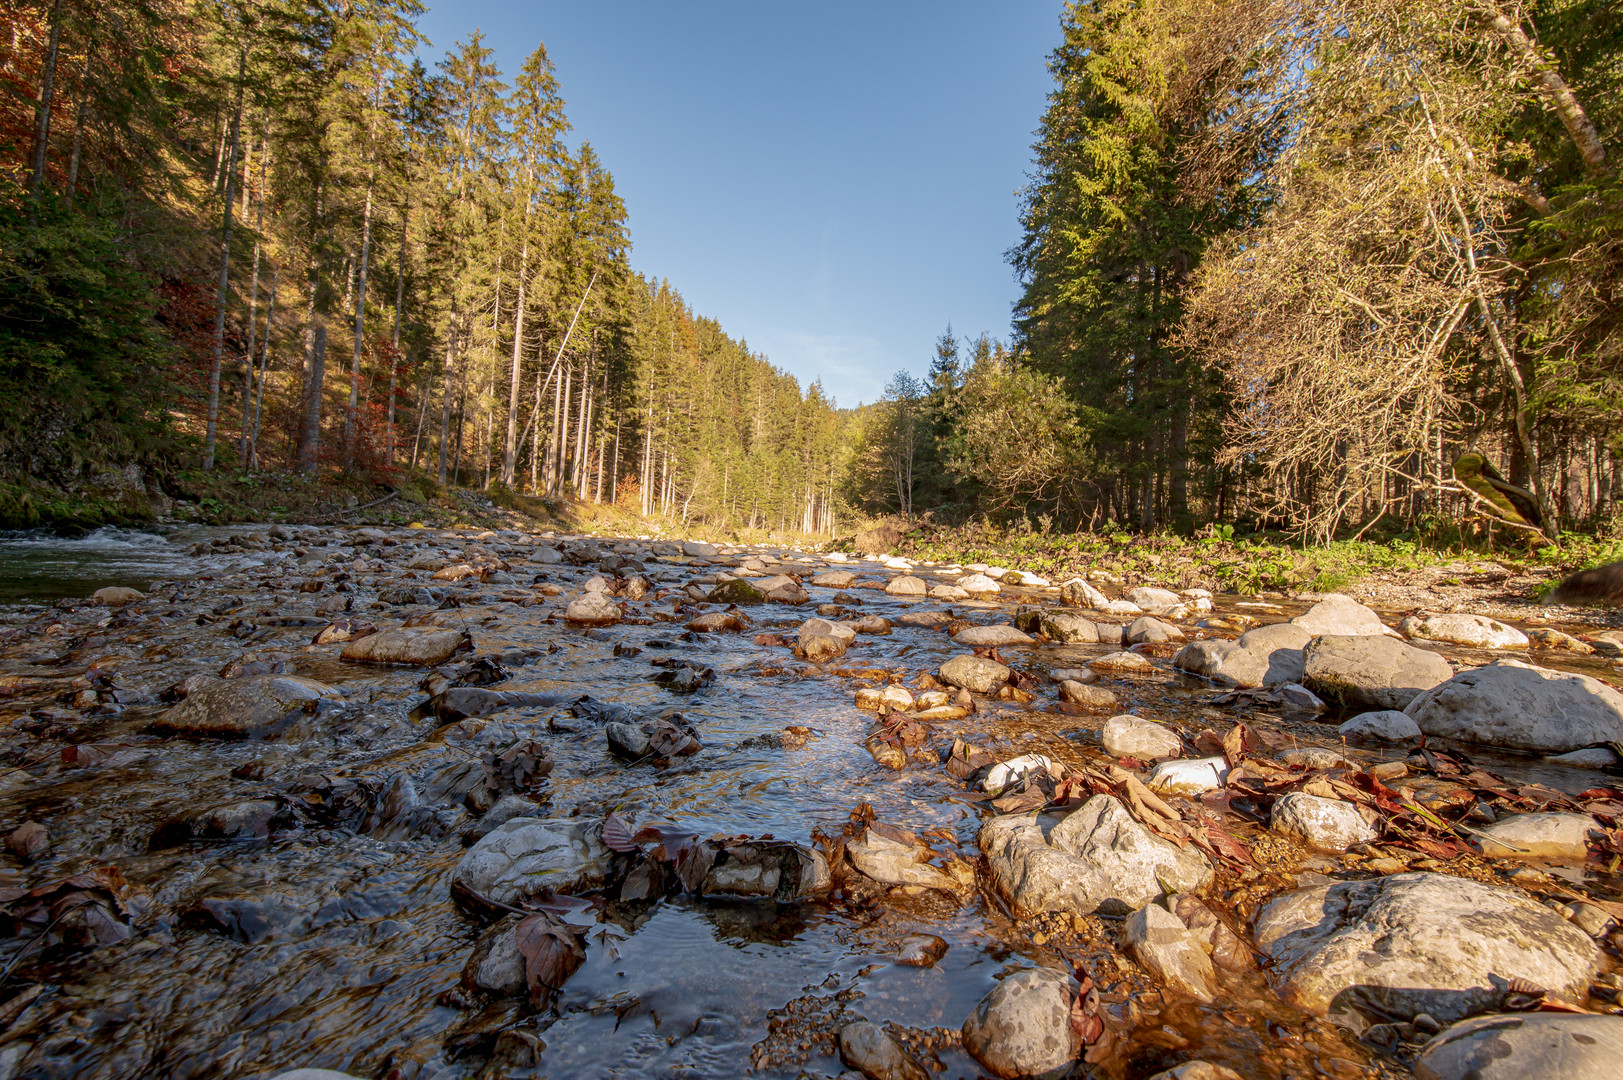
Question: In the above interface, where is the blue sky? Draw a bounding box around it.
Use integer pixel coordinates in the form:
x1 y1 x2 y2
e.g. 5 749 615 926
414 2 1063 407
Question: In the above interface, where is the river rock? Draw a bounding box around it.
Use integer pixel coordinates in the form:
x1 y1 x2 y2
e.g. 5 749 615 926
978 795 1213 917
687 611 746 633
451 816 614 912
1254 872 1600 1021
983 754 1057 796
812 570 856 588
1087 650 1155 676
564 593 622 625
1291 594 1396 637
1169 893 1253 973
92 586 144 605
265 1072 369 1080
846 829 962 893
1405 660 1623 753
1400 613 1529 650
708 579 764 604
796 634 848 662
1546 747 1618 768
838 1022 929 1080
1059 679 1118 710
1413 1013 1623 1080
1301 634 1454 710
1338 710 1423 743
1033 610 1097 644
1127 587 1182 613
1173 622 1312 688
929 584 969 600
341 626 471 665
462 914 527 996
1059 578 1110 608
1101 715 1182 760
1148 757 1230 796
1527 628 1593 653
1476 812 1595 859
681 540 718 559
154 674 343 738
1270 793 1378 852
896 933 948 967
953 624 1034 647
957 573 1001 596
766 582 810 604
1126 902 1217 1002
960 967 1080 1080
884 575 927 596
1147 1065 1244 1080
1126 616 1184 644
939 655 1010 694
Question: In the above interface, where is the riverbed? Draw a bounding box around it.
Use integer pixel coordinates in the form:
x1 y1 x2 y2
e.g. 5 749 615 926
0 525 1616 1080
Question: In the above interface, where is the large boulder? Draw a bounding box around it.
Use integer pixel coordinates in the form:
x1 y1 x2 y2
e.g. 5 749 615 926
953 624 1034 647
1301 635 1455 710
960 967 1080 1080
1038 610 1099 644
1173 623 1311 688
1254 873 1600 1022
341 626 470 665
1405 660 1623 753
1414 1014 1623 1080
1290 594 1396 637
154 674 343 738
939 655 1010 694
451 817 614 911
1400 614 1529 650
979 796 1212 918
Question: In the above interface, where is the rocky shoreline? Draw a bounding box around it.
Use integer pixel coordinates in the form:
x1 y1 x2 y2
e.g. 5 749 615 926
0 524 1619 1079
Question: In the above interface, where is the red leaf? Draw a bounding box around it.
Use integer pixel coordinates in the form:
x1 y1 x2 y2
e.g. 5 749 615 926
601 812 638 853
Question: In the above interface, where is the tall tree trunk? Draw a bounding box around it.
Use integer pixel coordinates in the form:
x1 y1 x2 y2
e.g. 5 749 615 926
239 138 267 463
204 45 247 471
297 322 326 474
503 189 532 484
64 85 84 208
27 0 64 203
249 261 278 468
438 321 456 485
388 201 408 466
343 164 377 467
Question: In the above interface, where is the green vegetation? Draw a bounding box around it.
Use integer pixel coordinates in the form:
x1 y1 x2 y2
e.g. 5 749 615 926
893 518 1623 597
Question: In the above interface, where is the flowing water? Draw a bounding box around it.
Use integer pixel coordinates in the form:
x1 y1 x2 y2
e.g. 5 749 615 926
0 526 1615 1080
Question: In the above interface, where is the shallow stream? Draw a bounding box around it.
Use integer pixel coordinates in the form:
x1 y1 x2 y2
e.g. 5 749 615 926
0 526 1615 1080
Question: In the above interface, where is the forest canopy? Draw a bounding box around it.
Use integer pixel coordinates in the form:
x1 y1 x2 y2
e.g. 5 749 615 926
3 0 1619 542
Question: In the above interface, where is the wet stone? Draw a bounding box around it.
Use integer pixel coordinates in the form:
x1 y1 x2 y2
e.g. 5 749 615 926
838 1021 929 1080
341 625 471 665
1255 872 1600 1022
1125 901 1217 1003
1414 1014 1623 1080
1301 634 1455 711
960 967 1080 1079
938 655 1009 694
153 674 344 738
